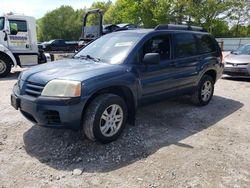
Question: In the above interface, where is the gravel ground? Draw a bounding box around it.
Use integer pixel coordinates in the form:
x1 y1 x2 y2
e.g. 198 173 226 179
0 68 250 188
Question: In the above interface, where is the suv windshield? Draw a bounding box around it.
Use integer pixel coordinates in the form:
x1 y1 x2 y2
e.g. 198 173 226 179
0 17 4 30
232 45 250 55
75 32 142 64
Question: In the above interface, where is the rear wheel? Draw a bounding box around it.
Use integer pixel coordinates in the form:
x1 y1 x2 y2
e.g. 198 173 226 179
0 55 11 78
82 94 127 143
191 74 214 106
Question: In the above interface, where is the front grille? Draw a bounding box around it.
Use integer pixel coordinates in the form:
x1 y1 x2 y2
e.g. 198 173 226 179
224 67 250 76
225 62 249 66
25 81 45 97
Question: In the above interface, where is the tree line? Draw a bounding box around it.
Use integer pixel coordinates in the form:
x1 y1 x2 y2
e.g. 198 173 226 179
37 0 250 41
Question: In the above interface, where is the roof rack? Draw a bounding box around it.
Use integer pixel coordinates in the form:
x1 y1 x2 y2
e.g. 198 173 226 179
154 24 207 32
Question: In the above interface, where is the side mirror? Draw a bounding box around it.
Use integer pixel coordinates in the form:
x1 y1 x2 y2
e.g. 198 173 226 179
143 53 160 65
3 30 8 41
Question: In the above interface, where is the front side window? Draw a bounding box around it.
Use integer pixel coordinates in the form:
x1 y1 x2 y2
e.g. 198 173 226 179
75 32 142 64
174 33 197 58
132 35 171 64
9 20 27 35
0 17 4 30
143 35 171 60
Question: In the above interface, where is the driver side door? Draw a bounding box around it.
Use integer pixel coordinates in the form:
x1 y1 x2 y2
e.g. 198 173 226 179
135 34 179 99
7 19 30 53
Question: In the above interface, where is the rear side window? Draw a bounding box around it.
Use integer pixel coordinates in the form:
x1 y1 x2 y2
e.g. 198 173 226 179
174 33 197 58
196 34 216 54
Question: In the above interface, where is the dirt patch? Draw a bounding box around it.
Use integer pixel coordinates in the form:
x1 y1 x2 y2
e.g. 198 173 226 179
0 68 250 187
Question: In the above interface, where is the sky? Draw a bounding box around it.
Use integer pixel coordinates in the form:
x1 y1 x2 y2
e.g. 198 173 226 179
0 0 114 19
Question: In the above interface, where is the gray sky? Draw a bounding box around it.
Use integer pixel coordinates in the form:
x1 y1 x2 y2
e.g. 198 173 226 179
1 0 115 19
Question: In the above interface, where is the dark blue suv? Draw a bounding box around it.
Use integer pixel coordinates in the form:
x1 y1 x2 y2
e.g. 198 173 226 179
11 25 224 143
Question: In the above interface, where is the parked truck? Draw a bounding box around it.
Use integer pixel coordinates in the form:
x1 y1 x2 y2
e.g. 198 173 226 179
0 13 46 77
78 9 139 48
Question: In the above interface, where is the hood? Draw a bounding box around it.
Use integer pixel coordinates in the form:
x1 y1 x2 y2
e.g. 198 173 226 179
224 54 250 64
21 59 128 85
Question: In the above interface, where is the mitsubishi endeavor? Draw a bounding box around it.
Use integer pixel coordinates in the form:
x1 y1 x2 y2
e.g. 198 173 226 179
11 24 224 143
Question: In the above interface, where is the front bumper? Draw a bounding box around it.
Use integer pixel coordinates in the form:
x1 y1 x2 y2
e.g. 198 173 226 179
223 64 250 77
11 84 87 130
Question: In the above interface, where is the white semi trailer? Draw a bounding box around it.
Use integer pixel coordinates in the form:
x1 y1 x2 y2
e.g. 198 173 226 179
0 13 46 77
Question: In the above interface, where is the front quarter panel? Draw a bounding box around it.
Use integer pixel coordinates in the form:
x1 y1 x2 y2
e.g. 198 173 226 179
81 66 139 104
0 44 17 66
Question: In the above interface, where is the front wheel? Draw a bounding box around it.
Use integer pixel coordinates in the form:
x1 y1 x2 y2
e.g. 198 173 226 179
83 94 128 143
0 55 11 78
191 74 214 106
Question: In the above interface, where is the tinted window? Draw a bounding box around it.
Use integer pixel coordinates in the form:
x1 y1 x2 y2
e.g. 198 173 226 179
143 35 171 60
0 17 4 30
196 34 216 54
174 33 197 58
52 40 65 45
9 20 27 33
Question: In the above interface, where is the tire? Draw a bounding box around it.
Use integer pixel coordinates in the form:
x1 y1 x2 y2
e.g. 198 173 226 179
0 55 11 78
83 94 128 143
191 74 214 106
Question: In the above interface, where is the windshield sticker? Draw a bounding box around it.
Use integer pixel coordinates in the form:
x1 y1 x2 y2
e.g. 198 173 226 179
114 41 134 47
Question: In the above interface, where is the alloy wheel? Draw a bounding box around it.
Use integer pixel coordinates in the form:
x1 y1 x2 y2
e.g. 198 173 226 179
99 104 124 137
201 80 212 102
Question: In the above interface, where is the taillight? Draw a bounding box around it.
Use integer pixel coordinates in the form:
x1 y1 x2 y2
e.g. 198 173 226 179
220 52 223 64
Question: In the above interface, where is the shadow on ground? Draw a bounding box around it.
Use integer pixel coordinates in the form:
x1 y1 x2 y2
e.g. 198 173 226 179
23 95 243 172
222 76 250 82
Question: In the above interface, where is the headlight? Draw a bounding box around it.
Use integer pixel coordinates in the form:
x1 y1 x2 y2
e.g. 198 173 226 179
41 80 81 97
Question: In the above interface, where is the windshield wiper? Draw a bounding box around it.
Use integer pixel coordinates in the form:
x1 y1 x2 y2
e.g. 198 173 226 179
76 55 100 62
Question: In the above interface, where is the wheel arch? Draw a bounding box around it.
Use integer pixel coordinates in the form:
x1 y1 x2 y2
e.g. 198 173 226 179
0 45 17 66
82 85 137 126
203 69 217 83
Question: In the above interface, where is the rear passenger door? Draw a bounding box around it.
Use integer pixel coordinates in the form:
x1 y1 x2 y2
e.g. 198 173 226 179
172 33 200 88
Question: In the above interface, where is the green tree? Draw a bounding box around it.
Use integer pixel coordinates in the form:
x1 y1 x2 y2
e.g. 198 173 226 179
186 0 236 33
87 1 112 25
37 0 250 41
210 19 230 37
104 0 141 25
228 0 250 37
37 6 85 41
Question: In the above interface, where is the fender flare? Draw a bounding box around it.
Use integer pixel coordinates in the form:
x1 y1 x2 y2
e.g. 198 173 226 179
0 44 17 66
